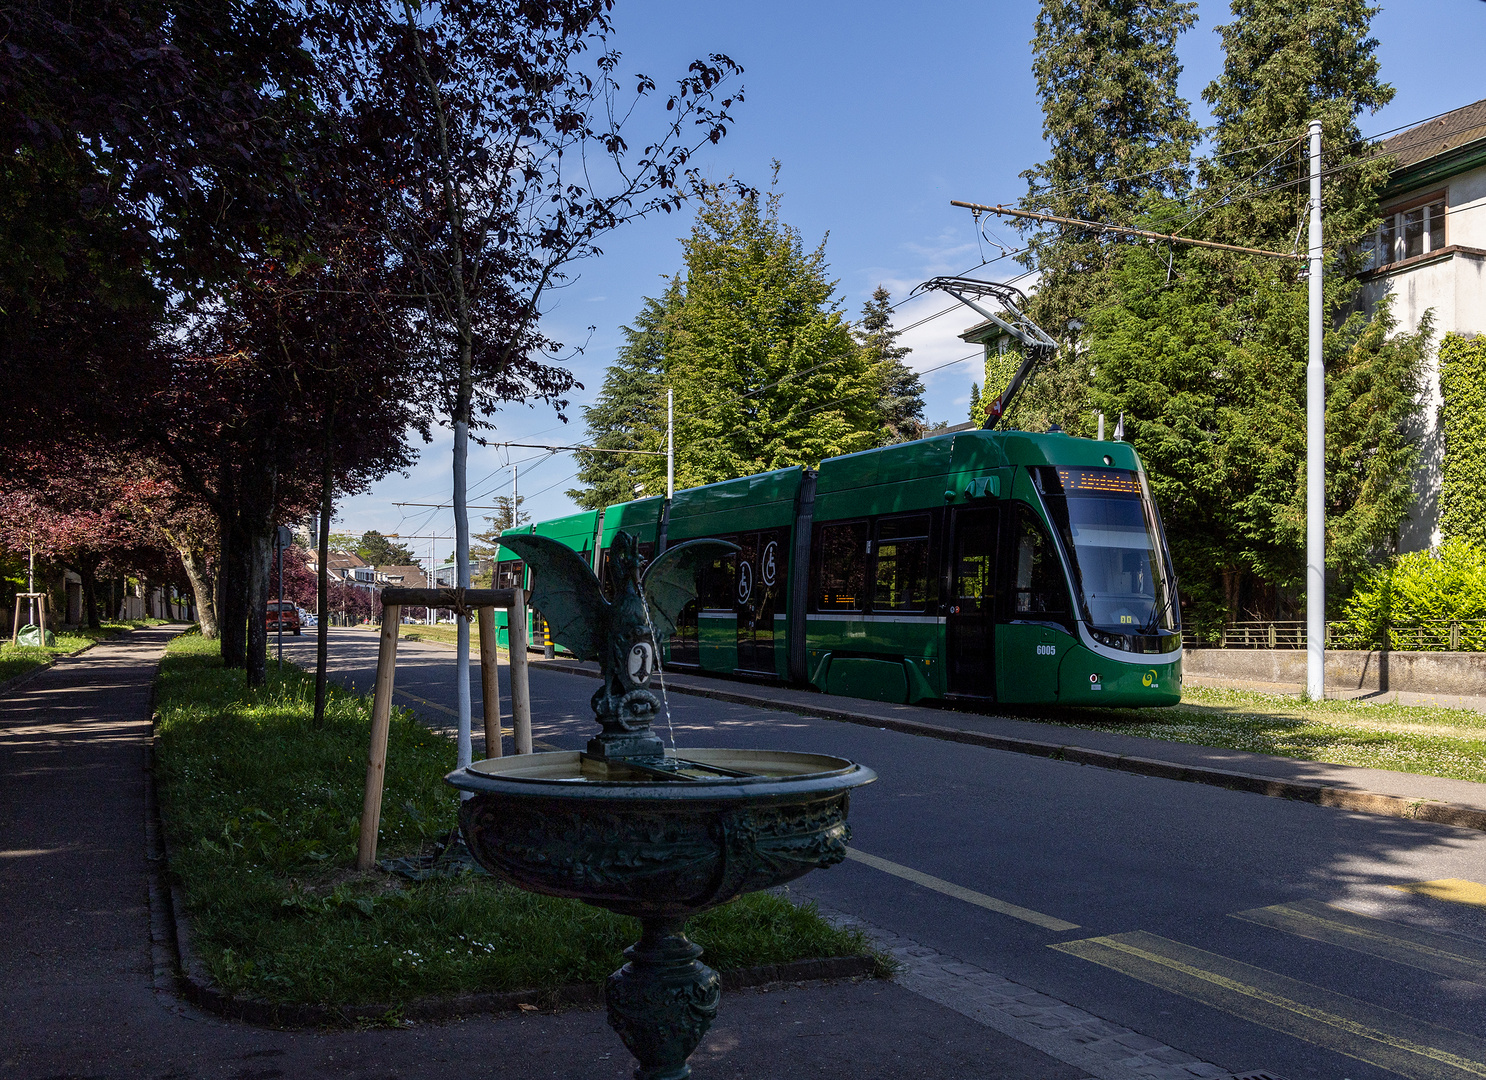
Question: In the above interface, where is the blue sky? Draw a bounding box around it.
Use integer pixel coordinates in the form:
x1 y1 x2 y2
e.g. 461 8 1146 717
343 0 1486 566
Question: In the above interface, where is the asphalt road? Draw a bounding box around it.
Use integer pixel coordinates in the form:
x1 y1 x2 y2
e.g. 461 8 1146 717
287 628 1486 1080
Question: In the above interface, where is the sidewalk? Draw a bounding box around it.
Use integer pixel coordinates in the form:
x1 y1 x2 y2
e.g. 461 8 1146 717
534 657 1486 833
0 625 1093 1080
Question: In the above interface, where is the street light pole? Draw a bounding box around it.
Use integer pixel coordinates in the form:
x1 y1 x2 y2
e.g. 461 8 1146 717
667 389 674 500
1306 118 1326 701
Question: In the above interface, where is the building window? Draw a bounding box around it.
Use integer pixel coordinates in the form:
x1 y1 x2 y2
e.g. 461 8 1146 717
1368 195 1447 268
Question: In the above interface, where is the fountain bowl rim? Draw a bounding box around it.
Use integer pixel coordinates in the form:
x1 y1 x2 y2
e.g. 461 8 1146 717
445 747 876 802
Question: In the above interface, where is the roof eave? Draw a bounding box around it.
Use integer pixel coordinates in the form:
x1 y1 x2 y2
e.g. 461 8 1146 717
1385 136 1486 199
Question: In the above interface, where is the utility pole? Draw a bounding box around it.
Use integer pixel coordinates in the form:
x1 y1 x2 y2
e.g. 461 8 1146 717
667 389 675 500
1306 119 1326 700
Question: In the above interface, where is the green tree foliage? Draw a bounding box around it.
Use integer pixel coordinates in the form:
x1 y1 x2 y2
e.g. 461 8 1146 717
573 180 880 502
1017 0 1199 332
660 182 878 488
356 530 417 566
1201 0 1393 256
568 290 677 509
856 287 925 444
1342 540 1486 646
1088 245 1429 626
968 383 981 426
1440 335 1486 548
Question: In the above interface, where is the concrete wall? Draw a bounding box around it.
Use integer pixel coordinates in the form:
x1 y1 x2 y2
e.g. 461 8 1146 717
1184 647 1486 698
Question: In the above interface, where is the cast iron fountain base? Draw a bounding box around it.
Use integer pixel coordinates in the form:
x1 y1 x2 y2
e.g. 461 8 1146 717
606 918 720 1080
451 747 874 1079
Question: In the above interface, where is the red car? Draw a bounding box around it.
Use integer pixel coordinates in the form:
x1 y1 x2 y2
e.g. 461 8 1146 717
266 601 301 635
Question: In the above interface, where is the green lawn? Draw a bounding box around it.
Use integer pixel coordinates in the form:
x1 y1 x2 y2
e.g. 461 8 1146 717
0 618 166 683
152 633 873 1007
1038 684 1486 784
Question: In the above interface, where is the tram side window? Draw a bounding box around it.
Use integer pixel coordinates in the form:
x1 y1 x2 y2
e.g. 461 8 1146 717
698 538 736 610
1009 507 1070 617
953 518 996 612
873 515 932 611
496 560 524 590
815 522 867 610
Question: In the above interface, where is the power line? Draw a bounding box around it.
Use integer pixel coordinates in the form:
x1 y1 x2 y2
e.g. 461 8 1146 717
951 201 1307 262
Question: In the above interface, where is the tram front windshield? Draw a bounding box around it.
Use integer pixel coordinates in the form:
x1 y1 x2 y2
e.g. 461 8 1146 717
1036 466 1177 637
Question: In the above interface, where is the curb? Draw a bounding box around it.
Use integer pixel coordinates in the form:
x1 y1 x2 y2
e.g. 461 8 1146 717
145 708 876 1030
534 660 1486 835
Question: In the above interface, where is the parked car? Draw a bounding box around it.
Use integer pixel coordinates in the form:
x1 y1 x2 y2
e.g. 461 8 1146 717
266 601 301 635
301 611 318 629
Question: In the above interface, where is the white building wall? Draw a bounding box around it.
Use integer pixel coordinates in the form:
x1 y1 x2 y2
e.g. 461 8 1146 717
1361 161 1486 552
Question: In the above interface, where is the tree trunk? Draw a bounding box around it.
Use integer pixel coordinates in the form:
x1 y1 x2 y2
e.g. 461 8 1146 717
178 539 218 638
218 454 248 666
218 517 248 667
77 557 101 631
240 442 279 688
246 526 272 687
315 408 336 725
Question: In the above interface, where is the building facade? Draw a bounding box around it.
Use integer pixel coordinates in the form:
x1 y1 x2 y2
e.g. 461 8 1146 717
1360 98 1486 550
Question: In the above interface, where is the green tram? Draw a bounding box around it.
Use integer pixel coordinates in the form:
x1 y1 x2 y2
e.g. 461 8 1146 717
493 426 1182 708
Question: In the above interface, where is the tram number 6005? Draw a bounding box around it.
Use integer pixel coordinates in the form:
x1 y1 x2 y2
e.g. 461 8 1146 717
1035 644 1056 656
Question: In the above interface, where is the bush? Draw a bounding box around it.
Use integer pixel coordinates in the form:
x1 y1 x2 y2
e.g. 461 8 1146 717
1342 538 1486 645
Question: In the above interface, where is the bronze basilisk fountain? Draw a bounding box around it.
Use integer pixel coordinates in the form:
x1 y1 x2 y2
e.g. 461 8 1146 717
447 532 875 1080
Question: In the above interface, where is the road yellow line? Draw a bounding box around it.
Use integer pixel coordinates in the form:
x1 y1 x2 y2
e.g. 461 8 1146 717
392 688 562 752
1234 900 1486 984
1053 931 1486 1079
1393 880 1486 910
843 849 1078 931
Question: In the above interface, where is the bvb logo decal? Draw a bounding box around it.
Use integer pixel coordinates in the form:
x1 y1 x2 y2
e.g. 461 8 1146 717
1142 669 1158 687
760 540 779 587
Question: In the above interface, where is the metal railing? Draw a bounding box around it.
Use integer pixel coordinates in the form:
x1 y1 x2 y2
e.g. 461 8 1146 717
1183 618 1486 652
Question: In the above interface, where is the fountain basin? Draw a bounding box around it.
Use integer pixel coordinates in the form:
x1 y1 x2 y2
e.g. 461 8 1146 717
449 749 876 918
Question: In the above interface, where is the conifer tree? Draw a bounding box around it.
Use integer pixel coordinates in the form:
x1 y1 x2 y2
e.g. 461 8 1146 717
856 287 925 444
1017 0 1200 331
658 181 878 487
1201 0 1392 255
568 288 677 509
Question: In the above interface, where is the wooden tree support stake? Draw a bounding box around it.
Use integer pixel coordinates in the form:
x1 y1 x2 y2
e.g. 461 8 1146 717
477 607 501 759
509 589 533 755
356 588 535 871
11 592 49 647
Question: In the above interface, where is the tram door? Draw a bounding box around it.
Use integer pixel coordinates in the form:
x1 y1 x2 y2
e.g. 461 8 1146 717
735 529 786 674
946 506 999 697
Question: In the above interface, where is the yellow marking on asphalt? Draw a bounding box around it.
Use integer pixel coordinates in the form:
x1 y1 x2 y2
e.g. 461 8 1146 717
1054 931 1486 1079
1234 900 1486 984
843 849 1078 931
1393 880 1486 910
393 688 561 751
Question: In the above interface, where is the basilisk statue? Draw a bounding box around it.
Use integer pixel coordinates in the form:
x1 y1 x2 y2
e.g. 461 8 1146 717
493 532 736 762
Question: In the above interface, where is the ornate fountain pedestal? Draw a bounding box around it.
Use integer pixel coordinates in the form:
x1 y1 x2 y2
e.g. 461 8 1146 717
449 531 874 1078
606 919 719 1080
450 747 874 1079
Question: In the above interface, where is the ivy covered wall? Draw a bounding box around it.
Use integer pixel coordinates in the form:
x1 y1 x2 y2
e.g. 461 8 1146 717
1440 334 1486 547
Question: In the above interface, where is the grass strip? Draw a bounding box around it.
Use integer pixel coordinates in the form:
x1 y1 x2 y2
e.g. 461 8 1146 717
0 618 166 683
1034 684 1486 785
153 632 873 1007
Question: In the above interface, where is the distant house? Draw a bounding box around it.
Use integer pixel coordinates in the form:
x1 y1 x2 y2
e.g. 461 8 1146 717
306 550 368 581
1359 97 1486 550
376 564 428 589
